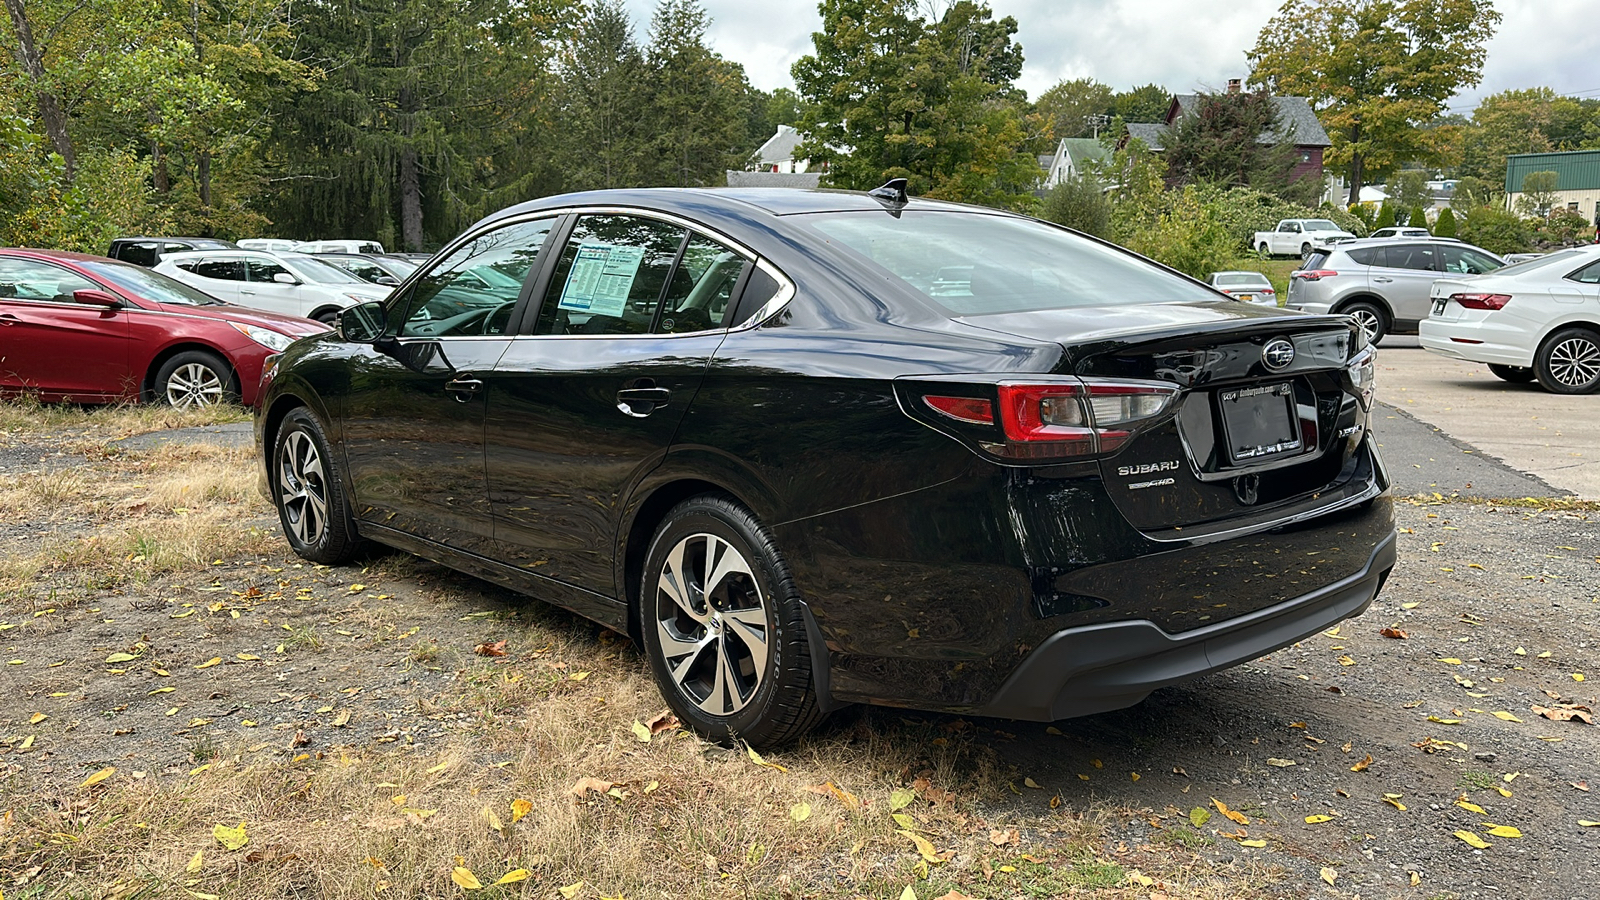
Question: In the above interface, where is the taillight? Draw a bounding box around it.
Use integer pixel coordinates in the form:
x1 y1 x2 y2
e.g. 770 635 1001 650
921 379 1180 461
1450 292 1511 310
1293 270 1338 281
1261 287 1276 294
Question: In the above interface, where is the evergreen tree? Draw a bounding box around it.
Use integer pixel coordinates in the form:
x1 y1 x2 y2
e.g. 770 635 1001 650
643 0 755 187
1434 206 1457 237
559 0 650 190
1409 204 1429 231
1374 203 1396 229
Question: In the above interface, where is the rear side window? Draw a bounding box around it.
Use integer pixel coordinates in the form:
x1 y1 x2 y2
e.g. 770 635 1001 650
1342 248 1377 266
1569 260 1600 285
535 215 686 336
801 211 1220 315
1379 244 1439 271
1438 245 1502 276
112 242 162 267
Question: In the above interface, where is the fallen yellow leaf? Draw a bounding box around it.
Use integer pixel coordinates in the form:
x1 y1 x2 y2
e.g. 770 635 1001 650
511 798 532 823
1238 839 1267 848
451 866 483 889
195 657 221 669
1351 755 1372 772
1265 758 1296 767
790 802 811 822
1438 657 1463 665
1456 799 1487 814
631 721 652 743
79 767 116 790
29 712 47 724
1454 830 1490 849
1483 824 1522 838
1211 797 1249 825
1321 867 1337 885
1492 712 1523 723
493 869 531 885
1304 814 1336 824
186 850 204 872
897 829 941 863
558 880 584 899
212 821 248 851
1023 777 1043 789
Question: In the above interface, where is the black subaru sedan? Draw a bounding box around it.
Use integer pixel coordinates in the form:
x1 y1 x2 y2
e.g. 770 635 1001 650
255 185 1394 746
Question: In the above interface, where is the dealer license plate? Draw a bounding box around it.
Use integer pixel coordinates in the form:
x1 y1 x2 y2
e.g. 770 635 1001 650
1432 299 1446 316
1219 382 1302 463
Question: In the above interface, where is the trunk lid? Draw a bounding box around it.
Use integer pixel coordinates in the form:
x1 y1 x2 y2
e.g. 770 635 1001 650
958 302 1371 533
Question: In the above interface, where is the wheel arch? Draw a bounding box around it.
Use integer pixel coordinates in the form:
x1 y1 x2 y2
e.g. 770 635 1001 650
143 342 238 401
1330 293 1393 322
1537 318 1600 353
619 478 743 645
307 304 346 324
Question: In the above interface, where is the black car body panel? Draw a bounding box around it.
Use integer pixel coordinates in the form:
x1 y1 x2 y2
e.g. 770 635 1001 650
255 187 1394 729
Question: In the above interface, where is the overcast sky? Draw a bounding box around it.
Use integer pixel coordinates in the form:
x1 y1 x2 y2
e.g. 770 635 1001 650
621 0 1600 116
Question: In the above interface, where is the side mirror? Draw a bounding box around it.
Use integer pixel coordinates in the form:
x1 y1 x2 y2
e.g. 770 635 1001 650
73 289 123 309
273 272 299 285
376 275 399 286
338 300 388 342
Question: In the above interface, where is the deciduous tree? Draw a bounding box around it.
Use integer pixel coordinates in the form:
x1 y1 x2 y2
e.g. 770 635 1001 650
1247 0 1500 206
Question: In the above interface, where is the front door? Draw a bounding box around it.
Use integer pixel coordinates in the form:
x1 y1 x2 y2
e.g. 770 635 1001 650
1369 243 1441 327
239 256 309 317
0 258 131 400
339 216 558 554
487 214 751 599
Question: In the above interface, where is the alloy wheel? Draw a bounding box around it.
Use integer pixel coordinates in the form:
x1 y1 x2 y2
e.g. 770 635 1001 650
277 430 329 547
1348 308 1381 344
653 533 770 717
1545 335 1600 388
165 363 224 407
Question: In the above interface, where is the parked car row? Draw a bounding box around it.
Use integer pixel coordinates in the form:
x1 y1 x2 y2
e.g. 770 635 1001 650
1286 236 1506 343
153 249 392 323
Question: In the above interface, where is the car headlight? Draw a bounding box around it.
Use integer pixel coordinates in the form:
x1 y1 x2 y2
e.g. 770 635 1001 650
230 321 295 352
343 292 376 304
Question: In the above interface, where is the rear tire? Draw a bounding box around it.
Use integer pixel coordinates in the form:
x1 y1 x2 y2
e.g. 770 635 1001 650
1487 364 1535 384
639 496 824 747
1342 301 1388 345
1257 242 1270 256
272 408 365 564
154 351 235 408
1535 327 1600 394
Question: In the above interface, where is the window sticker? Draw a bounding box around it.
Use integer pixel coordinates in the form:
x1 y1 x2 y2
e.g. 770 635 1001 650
557 242 645 317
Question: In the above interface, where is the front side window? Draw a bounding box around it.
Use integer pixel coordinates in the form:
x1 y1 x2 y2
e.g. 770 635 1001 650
395 217 554 337
245 259 293 283
0 258 97 302
800 210 1222 316
534 215 686 336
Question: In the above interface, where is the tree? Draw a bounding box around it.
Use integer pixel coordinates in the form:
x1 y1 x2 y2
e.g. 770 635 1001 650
1434 205 1456 237
1518 170 1558 217
1112 83 1171 124
1408 203 1429 229
1459 88 1594 182
791 0 1038 210
1374 202 1395 230
1034 77 1114 140
1162 90 1306 199
1248 0 1501 206
2 0 76 178
1385 170 1430 210
1040 175 1109 237
558 0 650 190
643 0 757 187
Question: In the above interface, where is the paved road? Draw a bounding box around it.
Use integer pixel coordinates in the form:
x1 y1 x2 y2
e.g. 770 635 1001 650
1372 336 1599 499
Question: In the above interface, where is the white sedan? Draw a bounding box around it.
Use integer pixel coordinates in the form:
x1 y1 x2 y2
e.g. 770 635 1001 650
1206 270 1278 306
154 249 391 323
1421 245 1600 393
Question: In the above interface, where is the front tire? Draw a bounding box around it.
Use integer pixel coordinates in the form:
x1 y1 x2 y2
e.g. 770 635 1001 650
1342 301 1388 345
1300 242 1314 259
1535 327 1600 394
1488 364 1535 384
154 351 235 408
272 408 364 563
639 496 823 747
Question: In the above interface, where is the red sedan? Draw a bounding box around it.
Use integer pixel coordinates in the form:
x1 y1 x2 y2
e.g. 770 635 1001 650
0 249 328 407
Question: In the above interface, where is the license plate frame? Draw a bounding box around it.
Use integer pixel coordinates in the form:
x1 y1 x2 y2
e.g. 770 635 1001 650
1431 298 1446 316
1218 382 1302 464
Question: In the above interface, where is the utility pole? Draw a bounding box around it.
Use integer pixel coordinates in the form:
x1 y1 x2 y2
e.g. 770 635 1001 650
1086 114 1111 139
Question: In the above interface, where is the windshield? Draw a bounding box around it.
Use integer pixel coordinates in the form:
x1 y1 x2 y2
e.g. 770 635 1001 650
79 260 225 305
1302 220 1340 231
800 210 1221 315
281 254 367 284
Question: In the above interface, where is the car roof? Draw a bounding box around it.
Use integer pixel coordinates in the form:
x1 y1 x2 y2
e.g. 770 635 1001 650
0 248 110 263
476 186 988 230
112 237 236 246
155 248 277 261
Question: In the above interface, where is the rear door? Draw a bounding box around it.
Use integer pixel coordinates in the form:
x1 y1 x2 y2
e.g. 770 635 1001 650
0 258 132 399
1554 258 1600 306
183 256 249 304
1369 243 1441 328
486 212 749 598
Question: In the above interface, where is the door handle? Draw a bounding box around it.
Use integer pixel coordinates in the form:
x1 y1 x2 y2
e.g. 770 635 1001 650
0 313 18 325
617 384 670 417
1373 276 1393 283
445 374 483 402
240 288 256 295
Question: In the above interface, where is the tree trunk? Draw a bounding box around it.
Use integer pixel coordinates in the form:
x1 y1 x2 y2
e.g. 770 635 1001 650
398 85 423 252
4 0 75 181
150 138 169 194
1345 121 1364 207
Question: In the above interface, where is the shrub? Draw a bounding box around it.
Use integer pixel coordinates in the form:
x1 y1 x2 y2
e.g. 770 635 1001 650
1409 204 1429 230
1459 206 1532 256
1533 208 1591 247
1120 184 1237 280
1374 203 1396 230
1434 206 1457 238
1041 176 1111 238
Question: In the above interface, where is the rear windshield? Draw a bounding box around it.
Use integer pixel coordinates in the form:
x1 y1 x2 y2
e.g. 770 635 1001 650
1496 249 1586 276
799 211 1219 315
1302 250 1331 270
1213 273 1267 286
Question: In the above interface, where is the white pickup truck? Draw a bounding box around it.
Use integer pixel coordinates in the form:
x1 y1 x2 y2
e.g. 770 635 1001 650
1253 219 1357 259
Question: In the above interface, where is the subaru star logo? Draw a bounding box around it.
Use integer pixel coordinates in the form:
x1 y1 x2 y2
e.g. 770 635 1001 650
1262 338 1296 370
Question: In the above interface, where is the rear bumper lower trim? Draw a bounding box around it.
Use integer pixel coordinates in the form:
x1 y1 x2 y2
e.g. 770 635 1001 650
975 527 1397 722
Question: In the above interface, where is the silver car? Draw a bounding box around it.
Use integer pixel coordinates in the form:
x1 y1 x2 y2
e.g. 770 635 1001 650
1286 238 1504 342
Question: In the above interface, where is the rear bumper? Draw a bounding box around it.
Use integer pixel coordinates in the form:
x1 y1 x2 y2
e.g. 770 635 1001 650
976 525 1396 721
1418 320 1535 367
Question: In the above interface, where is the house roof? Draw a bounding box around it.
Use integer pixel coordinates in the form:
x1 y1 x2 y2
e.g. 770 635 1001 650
724 170 821 189
1505 149 1600 193
1168 94 1331 147
755 125 804 165
1059 138 1109 168
1123 123 1167 151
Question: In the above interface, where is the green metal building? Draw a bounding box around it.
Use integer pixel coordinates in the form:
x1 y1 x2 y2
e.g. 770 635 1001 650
1505 150 1600 219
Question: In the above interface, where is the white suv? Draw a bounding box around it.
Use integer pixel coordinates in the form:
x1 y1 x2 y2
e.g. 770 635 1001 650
153 250 392 323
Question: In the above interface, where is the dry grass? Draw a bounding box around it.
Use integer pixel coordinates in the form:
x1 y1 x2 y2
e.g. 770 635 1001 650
0 401 1293 899
0 398 249 439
